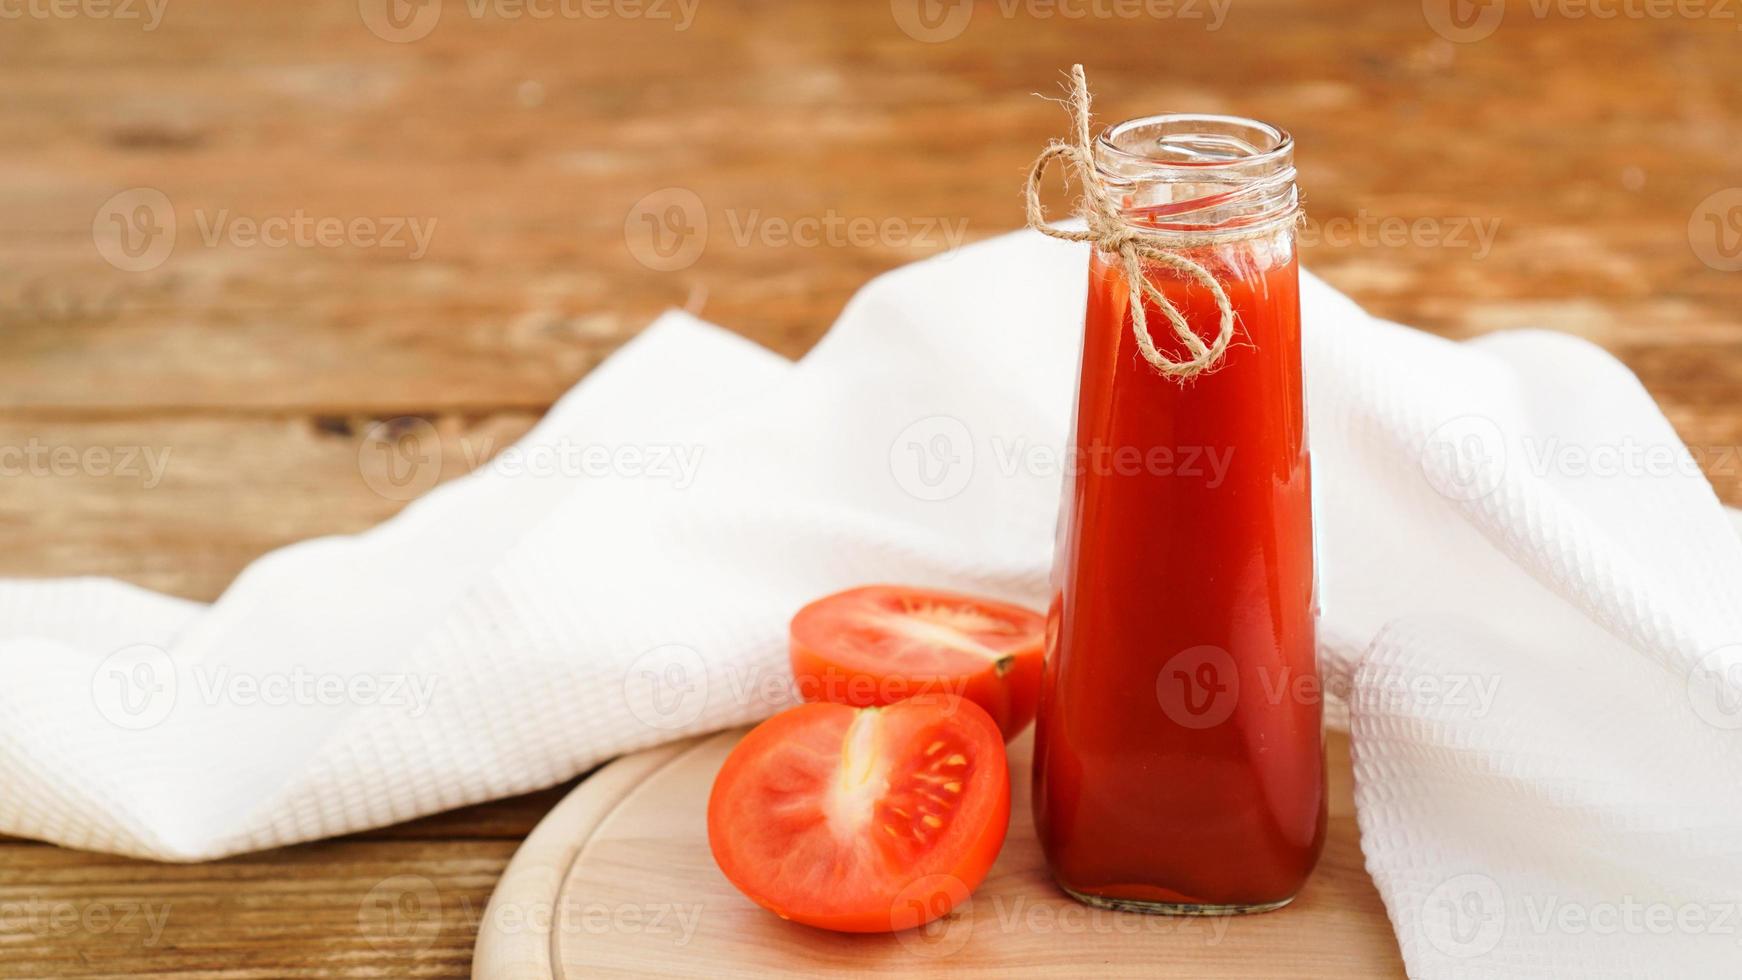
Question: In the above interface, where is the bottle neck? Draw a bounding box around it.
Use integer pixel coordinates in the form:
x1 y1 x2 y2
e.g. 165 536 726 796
1091 113 1298 244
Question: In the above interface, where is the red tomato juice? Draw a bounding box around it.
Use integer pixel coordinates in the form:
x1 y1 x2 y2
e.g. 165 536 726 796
1032 236 1325 911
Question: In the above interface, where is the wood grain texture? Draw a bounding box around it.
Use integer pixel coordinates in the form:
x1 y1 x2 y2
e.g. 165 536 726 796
1 0 1738 976
473 737 707 980
0 782 578 979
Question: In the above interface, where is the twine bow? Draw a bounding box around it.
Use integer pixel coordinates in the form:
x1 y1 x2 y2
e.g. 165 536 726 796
1024 65 1236 381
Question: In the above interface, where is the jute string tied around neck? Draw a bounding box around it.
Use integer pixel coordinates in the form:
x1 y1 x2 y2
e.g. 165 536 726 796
1025 65 1275 381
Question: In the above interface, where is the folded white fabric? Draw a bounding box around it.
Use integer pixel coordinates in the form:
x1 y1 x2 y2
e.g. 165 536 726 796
2 229 1738 977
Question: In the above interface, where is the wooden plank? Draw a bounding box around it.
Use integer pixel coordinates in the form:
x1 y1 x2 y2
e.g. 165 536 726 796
0 413 539 599
0 4 1734 413
0 838 512 979
0 782 582 978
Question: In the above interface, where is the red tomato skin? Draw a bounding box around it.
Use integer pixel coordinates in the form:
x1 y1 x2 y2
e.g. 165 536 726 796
789 585 1046 740
706 696 1010 933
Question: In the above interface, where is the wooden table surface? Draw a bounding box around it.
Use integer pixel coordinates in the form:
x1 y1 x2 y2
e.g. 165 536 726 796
1 1 1738 976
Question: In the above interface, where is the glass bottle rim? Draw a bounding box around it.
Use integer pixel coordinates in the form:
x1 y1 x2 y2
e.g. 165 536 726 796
1095 112 1293 172
1093 112 1298 235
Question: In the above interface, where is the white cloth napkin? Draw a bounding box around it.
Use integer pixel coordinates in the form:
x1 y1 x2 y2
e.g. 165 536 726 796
3 229 1739 977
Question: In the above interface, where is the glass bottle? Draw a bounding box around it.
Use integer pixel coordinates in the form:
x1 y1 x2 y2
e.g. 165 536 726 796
1031 112 1325 914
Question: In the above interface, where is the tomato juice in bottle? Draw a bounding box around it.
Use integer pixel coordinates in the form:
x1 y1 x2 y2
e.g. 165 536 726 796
1031 110 1325 914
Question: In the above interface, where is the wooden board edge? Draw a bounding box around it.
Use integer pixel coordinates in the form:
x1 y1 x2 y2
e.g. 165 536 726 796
471 735 719 980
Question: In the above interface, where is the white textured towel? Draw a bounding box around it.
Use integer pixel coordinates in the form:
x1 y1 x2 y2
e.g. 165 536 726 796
3 230 1739 977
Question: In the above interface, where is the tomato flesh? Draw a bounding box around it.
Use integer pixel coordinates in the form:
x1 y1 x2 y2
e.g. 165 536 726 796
789 585 1046 739
706 696 1010 933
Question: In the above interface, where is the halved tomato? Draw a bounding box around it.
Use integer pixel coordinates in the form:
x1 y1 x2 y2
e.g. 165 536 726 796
706 695 1010 933
790 585 1046 740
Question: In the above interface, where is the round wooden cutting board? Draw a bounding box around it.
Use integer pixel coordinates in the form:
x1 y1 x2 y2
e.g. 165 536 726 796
473 728 1404 978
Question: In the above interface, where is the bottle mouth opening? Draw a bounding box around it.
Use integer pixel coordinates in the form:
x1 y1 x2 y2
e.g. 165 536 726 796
1094 113 1298 235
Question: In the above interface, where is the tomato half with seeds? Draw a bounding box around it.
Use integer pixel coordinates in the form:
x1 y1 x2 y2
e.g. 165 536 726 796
790 585 1046 740
706 695 1010 933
